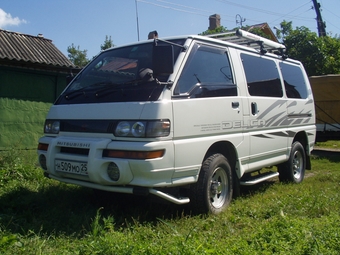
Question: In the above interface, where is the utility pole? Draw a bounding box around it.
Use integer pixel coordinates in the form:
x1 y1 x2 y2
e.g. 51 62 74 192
312 0 326 37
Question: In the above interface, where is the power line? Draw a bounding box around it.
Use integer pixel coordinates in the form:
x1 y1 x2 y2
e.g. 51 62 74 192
154 0 213 14
270 1 313 24
137 0 335 34
137 0 235 22
137 0 208 17
321 7 340 32
216 0 292 17
322 6 340 20
216 0 313 22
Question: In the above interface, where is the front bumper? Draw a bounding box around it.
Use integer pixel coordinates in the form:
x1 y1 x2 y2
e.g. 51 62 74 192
38 136 176 187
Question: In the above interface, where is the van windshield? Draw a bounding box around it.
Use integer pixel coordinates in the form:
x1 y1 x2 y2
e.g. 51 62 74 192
56 39 185 105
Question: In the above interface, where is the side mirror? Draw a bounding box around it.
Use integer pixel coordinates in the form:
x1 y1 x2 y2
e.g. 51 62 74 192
153 45 174 76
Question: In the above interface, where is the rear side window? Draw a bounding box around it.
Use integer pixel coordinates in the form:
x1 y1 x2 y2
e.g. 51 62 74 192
174 44 236 98
241 53 283 97
280 63 308 99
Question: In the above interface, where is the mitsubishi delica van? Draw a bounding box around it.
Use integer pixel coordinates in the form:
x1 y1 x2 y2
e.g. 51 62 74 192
37 29 316 214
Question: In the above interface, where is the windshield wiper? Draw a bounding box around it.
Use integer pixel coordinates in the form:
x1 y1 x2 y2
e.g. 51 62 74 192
94 84 124 97
94 77 172 98
64 88 88 100
64 81 113 100
94 81 149 98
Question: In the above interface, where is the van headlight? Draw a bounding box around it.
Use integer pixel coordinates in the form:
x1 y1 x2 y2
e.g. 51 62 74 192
115 121 131 136
44 120 60 134
131 122 145 137
115 120 170 138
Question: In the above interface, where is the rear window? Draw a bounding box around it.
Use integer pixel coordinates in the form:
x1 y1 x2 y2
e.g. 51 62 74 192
280 63 308 99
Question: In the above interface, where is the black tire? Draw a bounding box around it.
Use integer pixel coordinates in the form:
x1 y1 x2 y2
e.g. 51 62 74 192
190 153 233 215
278 141 306 183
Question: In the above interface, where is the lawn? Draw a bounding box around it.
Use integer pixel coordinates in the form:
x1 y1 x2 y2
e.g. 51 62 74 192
0 146 339 254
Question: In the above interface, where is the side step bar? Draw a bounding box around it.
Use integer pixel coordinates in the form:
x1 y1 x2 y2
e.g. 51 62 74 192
240 171 279 186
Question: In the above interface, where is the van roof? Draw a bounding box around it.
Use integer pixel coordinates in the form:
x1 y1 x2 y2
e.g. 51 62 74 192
105 30 300 64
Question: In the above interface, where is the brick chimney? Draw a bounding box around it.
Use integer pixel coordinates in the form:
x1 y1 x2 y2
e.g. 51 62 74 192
209 14 221 30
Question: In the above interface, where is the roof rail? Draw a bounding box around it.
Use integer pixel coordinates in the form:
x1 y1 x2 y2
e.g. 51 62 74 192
206 29 287 58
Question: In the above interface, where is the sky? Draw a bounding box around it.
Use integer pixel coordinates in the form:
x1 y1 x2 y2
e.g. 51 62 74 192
1 0 339 59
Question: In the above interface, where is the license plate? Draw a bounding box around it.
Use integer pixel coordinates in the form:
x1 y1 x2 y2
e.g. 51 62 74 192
55 159 88 176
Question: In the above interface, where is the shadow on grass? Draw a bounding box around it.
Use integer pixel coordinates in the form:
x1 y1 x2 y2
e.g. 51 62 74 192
312 149 340 163
240 179 277 198
0 184 189 237
0 170 282 237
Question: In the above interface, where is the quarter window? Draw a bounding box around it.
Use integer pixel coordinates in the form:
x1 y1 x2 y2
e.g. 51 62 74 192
241 53 283 97
280 63 308 99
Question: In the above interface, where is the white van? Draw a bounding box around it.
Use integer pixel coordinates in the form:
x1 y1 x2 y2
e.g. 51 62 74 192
38 29 316 214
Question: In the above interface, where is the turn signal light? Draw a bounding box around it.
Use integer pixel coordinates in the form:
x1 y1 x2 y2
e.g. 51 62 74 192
103 149 165 160
38 143 49 151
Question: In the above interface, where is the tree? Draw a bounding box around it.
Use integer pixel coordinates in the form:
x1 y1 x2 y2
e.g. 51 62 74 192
67 43 89 67
282 25 340 76
200 26 228 35
100 35 114 51
200 25 270 39
275 20 293 41
319 36 340 74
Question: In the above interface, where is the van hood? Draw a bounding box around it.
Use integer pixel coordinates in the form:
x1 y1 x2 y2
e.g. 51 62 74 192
46 102 145 120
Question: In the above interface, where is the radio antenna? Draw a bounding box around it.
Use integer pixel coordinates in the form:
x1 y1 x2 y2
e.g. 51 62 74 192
135 0 140 41
236 14 246 28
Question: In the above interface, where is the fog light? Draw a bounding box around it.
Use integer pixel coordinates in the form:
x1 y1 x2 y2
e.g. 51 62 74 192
107 162 120 181
39 154 47 170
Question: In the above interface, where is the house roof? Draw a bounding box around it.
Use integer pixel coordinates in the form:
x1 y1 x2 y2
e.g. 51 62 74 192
0 29 75 68
247 23 279 42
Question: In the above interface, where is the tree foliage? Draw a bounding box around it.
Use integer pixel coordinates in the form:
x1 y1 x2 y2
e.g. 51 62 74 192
275 20 293 41
200 24 271 39
200 26 228 35
67 36 114 67
278 21 340 76
100 35 114 51
200 20 340 76
67 43 89 67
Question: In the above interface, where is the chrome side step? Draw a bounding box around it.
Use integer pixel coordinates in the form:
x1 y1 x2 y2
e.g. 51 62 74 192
49 174 190 205
240 171 279 186
149 189 190 204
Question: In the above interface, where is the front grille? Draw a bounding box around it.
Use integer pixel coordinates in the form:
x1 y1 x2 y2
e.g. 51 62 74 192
60 120 118 133
60 147 89 155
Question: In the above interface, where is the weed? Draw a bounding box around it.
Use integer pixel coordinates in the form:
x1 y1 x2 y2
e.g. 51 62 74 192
0 148 339 254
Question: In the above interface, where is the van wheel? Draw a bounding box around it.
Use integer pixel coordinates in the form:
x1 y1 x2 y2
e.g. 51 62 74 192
190 154 233 215
278 141 306 183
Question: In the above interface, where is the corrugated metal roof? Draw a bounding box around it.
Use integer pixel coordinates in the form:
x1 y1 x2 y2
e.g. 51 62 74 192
0 29 75 68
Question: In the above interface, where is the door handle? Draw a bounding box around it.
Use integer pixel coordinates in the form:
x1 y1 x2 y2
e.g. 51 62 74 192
251 102 258 115
232 102 239 108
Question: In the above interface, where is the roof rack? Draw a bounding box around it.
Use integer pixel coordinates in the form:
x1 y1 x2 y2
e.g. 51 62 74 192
206 29 287 58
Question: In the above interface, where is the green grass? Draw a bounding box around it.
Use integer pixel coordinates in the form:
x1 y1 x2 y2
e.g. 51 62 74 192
315 139 340 149
0 148 339 254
